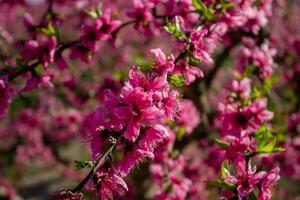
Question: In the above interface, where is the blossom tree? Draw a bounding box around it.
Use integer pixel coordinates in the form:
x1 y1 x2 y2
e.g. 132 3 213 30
0 0 299 199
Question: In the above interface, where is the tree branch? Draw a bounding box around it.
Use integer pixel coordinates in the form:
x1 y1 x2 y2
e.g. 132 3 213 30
72 138 117 192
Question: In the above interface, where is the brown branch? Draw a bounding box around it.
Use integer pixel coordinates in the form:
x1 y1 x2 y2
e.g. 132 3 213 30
111 20 137 38
72 138 117 192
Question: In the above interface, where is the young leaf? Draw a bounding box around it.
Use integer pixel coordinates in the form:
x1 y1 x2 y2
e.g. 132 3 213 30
209 179 236 191
187 53 202 66
37 22 56 36
168 74 185 87
192 0 216 21
163 16 186 41
221 160 229 177
215 138 229 149
176 126 186 141
85 3 103 19
248 192 257 200
74 160 94 170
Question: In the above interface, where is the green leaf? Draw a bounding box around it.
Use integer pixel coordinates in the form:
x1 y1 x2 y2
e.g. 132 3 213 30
85 3 103 19
209 179 236 190
187 54 202 66
192 0 216 21
35 64 44 76
248 192 257 200
221 160 229 177
254 125 285 154
74 160 94 170
220 0 235 12
171 149 180 158
215 138 229 149
262 74 279 94
176 126 186 141
243 64 257 77
273 147 286 152
37 22 56 36
252 86 262 99
163 16 186 41
257 137 276 153
168 74 185 87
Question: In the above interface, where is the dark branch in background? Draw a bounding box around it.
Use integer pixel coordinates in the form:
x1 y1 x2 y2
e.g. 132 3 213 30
8 61 40 81
111 20 137 38
40 0 55 23
7 40 79 81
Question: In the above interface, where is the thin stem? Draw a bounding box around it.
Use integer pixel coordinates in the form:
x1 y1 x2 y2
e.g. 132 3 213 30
111 20 137 38
8 61 40 81
174 47 189 64
72 139 117 192
40 0 55 23
6 40 78 81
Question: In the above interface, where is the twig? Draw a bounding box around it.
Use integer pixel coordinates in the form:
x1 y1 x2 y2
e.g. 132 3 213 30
72 138 117 192
111 20 137 38
8 61 40 81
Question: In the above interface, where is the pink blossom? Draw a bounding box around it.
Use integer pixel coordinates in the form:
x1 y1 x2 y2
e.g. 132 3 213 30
257 167 280 200
190 24 224 65
95 171 128 200
22 74 53 92
151 48 175 74
231 78 251 99
139 124 170 151
19 36 57 67
69 44 91 64
243 7 268 34
218 98 273 136
177 99 200 134
158 90 180 120
80 9 121 51
116 125 169 177
116 86 163 141
96 9 121 41
236 41 276 79
127 0 154 30
0 179 17 199
173 60 204 85
224 158 267 198
224 136 251 161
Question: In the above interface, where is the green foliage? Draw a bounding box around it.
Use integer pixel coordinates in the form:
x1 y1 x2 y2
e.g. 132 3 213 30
168 74 185 87
74 160 94 170
192 0 216 21
176 126 186 141
187 53 202 66
215 138 230 149
35 64 44 76
243 64 257 77
262 74 279 94
252 86 262 99
85 3 103 18
209 179 236 191
37 22 56 36
163 16 186 41
248 192 257 200
254 125 285 154
10 92 38 114
220 0 235 12
170 149 180 158
221 160 229 177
